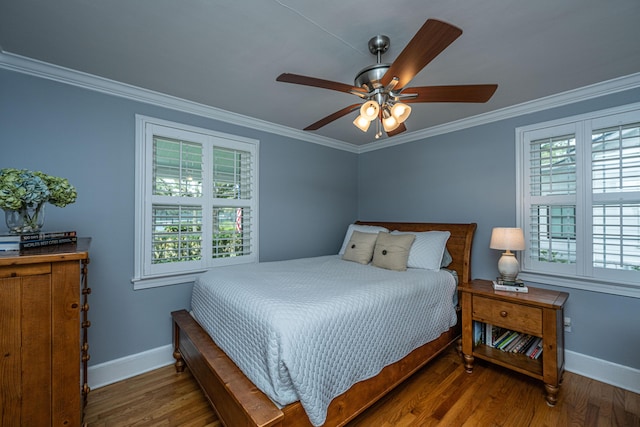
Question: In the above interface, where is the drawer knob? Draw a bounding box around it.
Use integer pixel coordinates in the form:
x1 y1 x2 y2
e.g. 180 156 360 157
500 310 508 317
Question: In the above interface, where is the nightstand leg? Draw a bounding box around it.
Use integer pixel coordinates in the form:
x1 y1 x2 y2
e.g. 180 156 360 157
544 383 559 406
463 353 474 373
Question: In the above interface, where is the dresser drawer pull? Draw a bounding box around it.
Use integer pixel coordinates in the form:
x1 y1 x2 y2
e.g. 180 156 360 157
500 310 508 317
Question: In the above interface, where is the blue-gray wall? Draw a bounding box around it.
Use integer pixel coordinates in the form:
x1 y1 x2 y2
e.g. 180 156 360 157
358 87 640 369
2 65 639 372
0 68 358 365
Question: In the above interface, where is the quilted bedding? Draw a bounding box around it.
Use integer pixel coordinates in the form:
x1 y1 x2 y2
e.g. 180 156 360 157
190 255 458 426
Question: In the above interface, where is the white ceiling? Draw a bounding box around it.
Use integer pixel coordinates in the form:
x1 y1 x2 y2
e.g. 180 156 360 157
1 0 639 146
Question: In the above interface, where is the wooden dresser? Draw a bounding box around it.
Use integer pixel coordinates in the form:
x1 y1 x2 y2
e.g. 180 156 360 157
0 239 91 426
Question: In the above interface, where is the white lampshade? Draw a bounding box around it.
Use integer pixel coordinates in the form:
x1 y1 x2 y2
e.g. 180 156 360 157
353 115 371 132
391 102 411 123
490 227 525 251
382 114 399 132
490 227 525 281
360 100 380 121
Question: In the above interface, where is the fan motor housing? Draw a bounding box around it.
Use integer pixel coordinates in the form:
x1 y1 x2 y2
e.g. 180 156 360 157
354 63 390 90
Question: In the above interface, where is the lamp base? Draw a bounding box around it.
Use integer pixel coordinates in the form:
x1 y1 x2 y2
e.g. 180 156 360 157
497 251 520 282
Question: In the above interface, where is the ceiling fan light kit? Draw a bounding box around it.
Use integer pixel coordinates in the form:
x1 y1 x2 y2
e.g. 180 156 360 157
276 19 498 139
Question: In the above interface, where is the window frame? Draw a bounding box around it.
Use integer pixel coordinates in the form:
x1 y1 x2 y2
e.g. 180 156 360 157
516 102 640 299
133 115 259 289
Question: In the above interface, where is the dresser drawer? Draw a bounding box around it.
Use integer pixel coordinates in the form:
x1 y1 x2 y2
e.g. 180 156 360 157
472 295 542 335
0 263 51 278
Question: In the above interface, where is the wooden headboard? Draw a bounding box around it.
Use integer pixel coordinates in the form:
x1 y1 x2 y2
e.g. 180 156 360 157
355 221 477 285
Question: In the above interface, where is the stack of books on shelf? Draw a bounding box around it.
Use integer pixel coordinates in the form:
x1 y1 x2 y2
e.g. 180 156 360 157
0 230 77 254
492 277 529 293
473 322 543 359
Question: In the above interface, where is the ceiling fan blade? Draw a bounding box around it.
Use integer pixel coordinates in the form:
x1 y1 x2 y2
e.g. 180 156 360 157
380 19 463 89
277 73 366 95
402 84 498 103
386 122 407 137
304 104 362 131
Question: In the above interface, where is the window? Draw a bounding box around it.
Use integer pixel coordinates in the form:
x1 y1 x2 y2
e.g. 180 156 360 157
134 116 259 289
517 103 640 297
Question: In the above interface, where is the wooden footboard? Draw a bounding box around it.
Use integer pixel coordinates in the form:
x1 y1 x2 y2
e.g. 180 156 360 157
173 309 283 427
173 309 461 427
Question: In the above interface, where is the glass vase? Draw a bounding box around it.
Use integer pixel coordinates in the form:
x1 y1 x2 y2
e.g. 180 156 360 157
4 203 46 234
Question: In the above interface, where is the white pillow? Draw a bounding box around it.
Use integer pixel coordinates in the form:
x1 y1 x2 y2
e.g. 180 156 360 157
391 230 451 270
338 224 389 255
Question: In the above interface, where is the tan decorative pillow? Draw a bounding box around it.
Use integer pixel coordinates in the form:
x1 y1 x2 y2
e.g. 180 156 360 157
372 232 416 271
342 230 379 264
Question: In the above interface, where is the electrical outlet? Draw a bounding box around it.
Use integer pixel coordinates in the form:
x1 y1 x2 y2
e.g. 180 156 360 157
564 317 572 333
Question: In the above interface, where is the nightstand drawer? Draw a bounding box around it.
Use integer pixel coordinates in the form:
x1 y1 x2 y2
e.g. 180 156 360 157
472 295 542 335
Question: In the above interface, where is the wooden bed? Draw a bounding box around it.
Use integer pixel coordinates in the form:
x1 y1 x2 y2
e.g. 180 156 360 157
172 221 476 427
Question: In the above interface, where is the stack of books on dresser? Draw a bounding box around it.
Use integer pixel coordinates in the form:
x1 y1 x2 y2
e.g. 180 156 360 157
474 322 543 359
492 277 529 293
0 230 77 254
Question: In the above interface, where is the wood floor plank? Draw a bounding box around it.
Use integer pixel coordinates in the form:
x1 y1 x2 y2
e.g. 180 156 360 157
84 346 640 426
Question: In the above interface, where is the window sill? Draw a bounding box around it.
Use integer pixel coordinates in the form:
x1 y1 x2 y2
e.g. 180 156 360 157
518 271 640 299
132 271 205 290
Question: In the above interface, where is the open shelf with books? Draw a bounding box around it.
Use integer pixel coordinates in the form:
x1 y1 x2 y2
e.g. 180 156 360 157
472 321 543 379
459 279 569 406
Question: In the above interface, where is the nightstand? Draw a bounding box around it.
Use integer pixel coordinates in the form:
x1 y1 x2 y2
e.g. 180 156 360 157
459 279 569 406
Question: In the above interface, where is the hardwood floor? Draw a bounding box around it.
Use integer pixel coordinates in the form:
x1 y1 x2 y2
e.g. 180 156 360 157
84 345 640 426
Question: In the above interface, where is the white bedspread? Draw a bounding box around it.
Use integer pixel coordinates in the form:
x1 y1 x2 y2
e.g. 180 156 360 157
190 255 458 426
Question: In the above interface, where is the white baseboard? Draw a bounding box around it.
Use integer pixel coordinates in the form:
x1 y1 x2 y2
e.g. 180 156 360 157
565 350 640 394
88 345 640 395
88 344 175 389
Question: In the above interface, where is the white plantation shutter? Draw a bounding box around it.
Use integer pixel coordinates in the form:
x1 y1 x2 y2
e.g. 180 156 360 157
210 147 254 260
517 104 640 296
134 116 259 289
528 133 577 270
591 121 640 280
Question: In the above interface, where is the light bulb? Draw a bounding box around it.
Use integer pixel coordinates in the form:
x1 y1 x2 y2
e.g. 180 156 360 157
366 105 376 116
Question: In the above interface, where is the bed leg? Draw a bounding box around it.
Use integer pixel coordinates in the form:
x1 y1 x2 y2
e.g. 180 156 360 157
173 320 185 373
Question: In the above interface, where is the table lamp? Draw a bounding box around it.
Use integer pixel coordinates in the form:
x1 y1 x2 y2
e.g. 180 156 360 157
490 227 525 282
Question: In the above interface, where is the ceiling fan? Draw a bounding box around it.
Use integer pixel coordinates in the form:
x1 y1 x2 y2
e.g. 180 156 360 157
276 19 498 139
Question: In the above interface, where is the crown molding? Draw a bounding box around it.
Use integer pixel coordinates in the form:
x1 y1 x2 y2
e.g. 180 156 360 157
2 52 639 155
0 52 360 154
